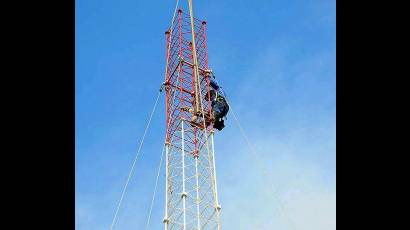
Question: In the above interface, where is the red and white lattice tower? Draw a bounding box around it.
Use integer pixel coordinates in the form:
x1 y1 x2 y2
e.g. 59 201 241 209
163 3 221 230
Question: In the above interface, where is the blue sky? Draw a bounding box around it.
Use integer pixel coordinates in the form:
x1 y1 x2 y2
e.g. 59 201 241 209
76 0 336 229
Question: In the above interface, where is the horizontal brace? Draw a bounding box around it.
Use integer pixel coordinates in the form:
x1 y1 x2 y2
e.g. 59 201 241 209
180 60 211 76
165 82 194 96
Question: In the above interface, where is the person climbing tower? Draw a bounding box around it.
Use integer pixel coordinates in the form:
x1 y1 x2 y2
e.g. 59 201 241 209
206 74 229 130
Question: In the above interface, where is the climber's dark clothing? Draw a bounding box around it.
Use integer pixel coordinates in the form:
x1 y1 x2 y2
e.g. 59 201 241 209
206 76 229 131
210 79 220 91
211 94 229 131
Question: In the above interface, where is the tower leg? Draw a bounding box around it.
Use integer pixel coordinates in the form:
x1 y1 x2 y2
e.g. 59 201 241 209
195 155 201 230
181 121 187 230
211 132 222 229
163 143 170 230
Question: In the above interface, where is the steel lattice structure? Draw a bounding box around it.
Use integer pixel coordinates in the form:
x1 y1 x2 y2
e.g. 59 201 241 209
163 8 221 230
